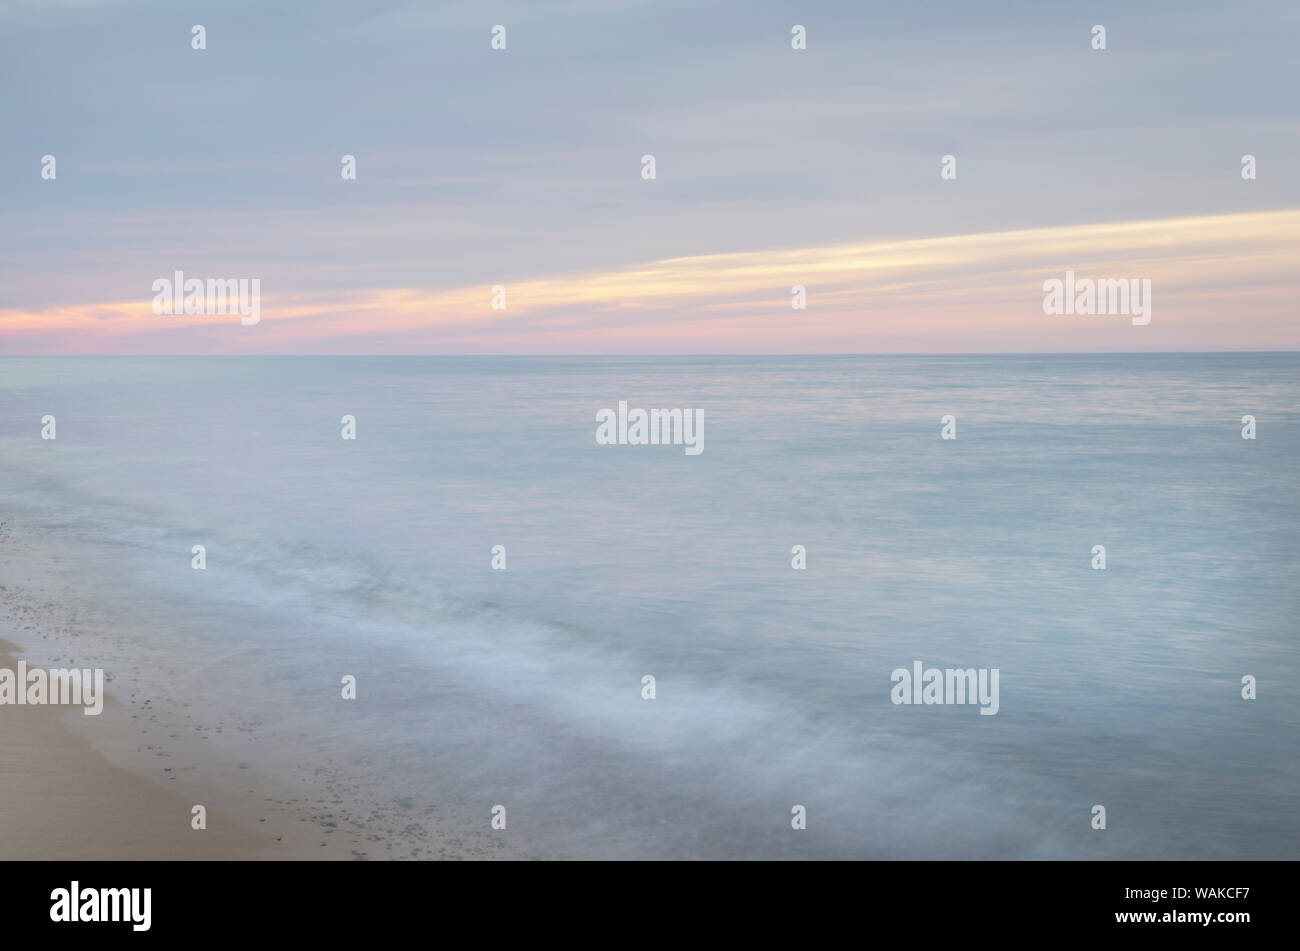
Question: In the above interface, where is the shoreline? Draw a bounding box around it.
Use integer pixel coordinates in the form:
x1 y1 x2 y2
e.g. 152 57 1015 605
0 516 521 861
0 508 376 859
0 514 389 861
0 637 292 860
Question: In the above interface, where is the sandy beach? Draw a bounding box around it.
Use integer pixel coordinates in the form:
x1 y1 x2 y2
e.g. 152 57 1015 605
0 508 364 860
0 625 509 860
0 638 281 859
0 516 517 861
0 517 403 861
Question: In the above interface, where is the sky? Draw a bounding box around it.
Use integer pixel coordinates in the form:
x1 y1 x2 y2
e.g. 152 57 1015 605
1 0 1297 353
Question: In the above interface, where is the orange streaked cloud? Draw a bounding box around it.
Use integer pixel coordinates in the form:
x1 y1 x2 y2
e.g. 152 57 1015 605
3 209 1298 353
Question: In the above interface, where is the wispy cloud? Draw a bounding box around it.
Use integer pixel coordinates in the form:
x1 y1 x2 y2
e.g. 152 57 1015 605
4 209 1297 353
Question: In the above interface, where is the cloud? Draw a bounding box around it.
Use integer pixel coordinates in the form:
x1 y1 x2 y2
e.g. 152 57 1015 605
3 209 1297 353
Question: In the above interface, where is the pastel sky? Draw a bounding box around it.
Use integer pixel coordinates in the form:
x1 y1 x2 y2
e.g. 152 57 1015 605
1 0 1297 353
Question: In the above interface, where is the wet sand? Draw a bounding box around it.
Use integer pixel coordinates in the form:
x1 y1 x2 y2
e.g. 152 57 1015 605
0 638 287 859
0 518 518 861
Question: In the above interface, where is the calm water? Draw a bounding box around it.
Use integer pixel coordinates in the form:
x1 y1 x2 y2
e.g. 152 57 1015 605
1 354 1297 858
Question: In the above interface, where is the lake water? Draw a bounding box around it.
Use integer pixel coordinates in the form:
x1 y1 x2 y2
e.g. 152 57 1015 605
1 354 1296 858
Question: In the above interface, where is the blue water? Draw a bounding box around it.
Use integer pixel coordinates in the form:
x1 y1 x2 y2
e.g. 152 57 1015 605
1 354 1297 858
